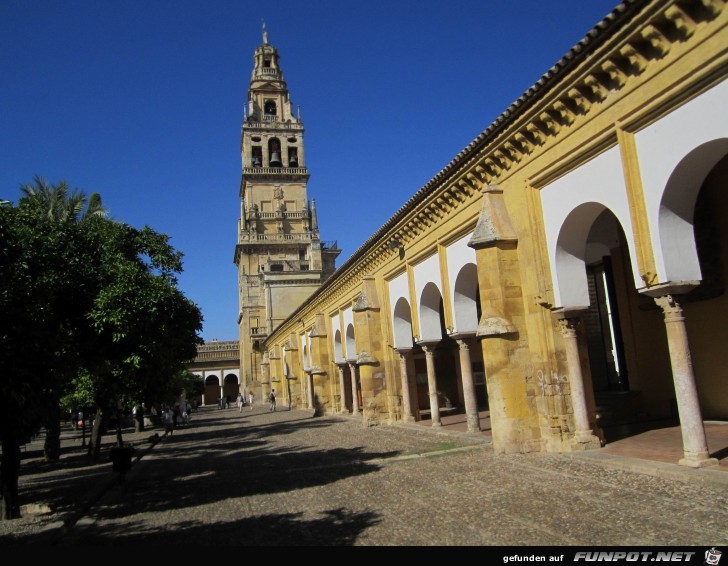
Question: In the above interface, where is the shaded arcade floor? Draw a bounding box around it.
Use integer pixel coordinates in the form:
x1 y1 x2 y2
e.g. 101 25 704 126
413 407 728 471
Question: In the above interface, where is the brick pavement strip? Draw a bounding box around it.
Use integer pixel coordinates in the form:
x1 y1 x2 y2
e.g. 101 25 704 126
1 406 726 546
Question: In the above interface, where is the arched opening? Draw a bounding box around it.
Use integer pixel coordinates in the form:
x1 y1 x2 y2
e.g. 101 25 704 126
392 297 413 349
288 146 299 167
223 373 239 402
556 204 674 442
264 99 277 118
415 282 460 416
345 324 356 360
419 282 444 342
302 345 309 371
658 139 728 282
678 151 728 423
345 323 360 410
453 263 479 333
452 263 487 408
269 138 282 167
204 375 220 406
334 329 343 362
333 328 351 411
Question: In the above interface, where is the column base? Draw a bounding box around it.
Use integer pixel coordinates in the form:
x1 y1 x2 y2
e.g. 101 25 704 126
431 421 442 428
572 432 602 451
401 415 415 423
466 415 481 434
679 453 719 468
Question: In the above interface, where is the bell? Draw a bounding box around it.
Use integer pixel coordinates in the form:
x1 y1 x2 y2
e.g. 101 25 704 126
289 154 298 166
270 152 282 167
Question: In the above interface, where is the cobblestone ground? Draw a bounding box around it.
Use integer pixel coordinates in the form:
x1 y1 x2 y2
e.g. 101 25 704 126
2 406 726 546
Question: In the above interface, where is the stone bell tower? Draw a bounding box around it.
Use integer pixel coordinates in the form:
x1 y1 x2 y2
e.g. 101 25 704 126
234 25 340 395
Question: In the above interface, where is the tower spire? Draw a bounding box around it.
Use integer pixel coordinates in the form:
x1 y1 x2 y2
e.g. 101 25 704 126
262 20 268 45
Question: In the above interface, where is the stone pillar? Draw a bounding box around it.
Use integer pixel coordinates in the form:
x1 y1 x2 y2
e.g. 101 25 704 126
454 336 480 433
651 292 717 468
348 361 360 416
554 310 601 449
337 364 348 414
397 349 414 422
421 343 441 427
306 372 314 410
260 354 271 400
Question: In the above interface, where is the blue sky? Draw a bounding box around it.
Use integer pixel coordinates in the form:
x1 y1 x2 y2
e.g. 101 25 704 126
1 0 619 342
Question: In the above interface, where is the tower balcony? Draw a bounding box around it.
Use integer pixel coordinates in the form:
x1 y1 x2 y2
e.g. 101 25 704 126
243 121 304 131
243 166 309 178
250 327 268 339
235 233 316 263
238 232 314 243
250 210 308 220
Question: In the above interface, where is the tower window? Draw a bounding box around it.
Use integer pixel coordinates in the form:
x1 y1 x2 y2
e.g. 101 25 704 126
264 100 277 117
270 264 283 272
288 147 299 167
300 264 309 271
269 138 282 167
251 146 262 167
263 58 271 68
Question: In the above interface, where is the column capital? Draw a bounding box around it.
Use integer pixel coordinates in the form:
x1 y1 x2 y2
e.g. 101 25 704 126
417 340 440 353
450 332 476 343
653 294 686 323
395 347 412 358
557 317 579 338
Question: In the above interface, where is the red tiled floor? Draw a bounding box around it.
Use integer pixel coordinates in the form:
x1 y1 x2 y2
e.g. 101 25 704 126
414 408 728 471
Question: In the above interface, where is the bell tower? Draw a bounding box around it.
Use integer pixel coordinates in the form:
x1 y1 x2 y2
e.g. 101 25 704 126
234 26 340 396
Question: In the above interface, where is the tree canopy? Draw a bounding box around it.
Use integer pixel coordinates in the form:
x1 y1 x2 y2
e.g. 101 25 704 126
0 180 203 519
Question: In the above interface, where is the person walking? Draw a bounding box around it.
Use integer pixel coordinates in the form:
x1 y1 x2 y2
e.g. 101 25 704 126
237 393 243 412
163 406 174 437
268 389 276 412
248 392 254 411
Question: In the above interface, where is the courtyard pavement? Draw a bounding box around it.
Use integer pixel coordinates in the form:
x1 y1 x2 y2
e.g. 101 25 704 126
1 405 726 546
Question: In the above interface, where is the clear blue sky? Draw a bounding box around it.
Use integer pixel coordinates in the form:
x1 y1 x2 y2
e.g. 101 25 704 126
1 0 620 342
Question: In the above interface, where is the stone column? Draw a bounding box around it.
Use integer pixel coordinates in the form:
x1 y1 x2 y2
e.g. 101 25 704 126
421 343 441 427
337 364 348 414
553 309 601 449
652 293 717 468
397 348 414 422
454 336 480 433
348 361 360 416
306 372 314 410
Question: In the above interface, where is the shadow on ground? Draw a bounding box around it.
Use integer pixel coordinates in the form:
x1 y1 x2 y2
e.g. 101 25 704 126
4 410 398 545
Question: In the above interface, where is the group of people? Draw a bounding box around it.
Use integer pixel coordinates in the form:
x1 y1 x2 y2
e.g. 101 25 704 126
162 401 192 437
234 392 255 412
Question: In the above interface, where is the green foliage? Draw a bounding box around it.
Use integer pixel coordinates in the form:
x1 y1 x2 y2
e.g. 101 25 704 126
1 178 204 514
19 176 107 223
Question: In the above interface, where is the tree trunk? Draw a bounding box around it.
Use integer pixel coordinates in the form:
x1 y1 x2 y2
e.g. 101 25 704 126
87 407 105 462
0 433 22 520
43 397 61 461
